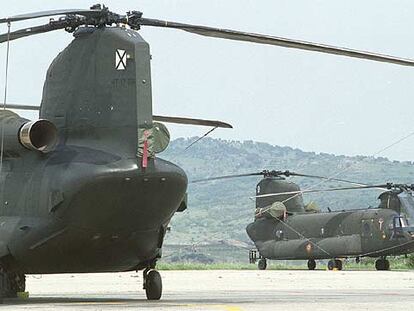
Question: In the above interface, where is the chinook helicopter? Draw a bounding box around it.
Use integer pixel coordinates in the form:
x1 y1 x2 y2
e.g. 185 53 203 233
193 170 414 271
1 4 414 301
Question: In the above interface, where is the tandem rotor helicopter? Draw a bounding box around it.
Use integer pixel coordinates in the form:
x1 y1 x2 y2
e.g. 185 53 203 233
1 4 414 301
193 170 414 271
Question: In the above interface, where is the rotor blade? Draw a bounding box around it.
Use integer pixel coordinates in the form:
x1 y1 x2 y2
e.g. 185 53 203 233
153 115 232 128
0 109 230 128
0 9 99 24
287 172 369 186
0 22 73 44
0 103 40 110
0 107 233 129
252 184 389 199
288 172 390 191
192 169 371 185
192 172 264 183
136 18 414 67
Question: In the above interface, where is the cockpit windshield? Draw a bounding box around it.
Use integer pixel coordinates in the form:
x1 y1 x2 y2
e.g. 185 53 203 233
399 192 414 225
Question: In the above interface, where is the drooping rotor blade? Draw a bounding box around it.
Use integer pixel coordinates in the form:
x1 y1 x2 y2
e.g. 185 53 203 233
153 115 232 128
252 184 390 199
286 171 368 187
4 8 414 67
0 106 233 129
0 22 72 44
0 9 100 24
191 169 371 186
135 18 414 67
192 172 264 183
0 104 232 129
288 172 390 191
191 170 288 183
0 103 40 110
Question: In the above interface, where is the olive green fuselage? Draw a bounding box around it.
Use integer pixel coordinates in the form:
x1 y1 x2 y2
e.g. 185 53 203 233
247 208 414 260
0 26 188 274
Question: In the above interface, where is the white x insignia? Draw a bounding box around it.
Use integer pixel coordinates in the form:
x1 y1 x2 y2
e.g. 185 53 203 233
115 49 127 70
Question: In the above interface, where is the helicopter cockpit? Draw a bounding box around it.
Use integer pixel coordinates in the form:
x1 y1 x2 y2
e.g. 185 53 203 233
386 215 414 239
379 191 414 237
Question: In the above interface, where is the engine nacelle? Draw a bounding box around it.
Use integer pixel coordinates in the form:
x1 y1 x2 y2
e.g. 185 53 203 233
0 110 58 155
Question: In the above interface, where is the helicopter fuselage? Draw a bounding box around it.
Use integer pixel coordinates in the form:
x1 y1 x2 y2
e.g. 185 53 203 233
247 208 414 260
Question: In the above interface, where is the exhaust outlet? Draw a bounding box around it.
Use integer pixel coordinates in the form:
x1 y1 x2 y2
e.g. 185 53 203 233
19 119 58 153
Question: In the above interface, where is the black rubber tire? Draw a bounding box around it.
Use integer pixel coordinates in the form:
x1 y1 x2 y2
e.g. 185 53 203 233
327 260 335 270
307 259 316 270
335 259 343 271
0 272 18 298
258 258 267 270
384 259 390 271
0 272 5 302
145 270 162 300
376 259 390 271
15 274 26 293
375 259 383 270
375 259 385 271
5 273 25 298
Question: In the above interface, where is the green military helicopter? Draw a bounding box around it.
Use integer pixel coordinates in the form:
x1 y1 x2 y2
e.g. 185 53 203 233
1 4 414 301
194 170 414 271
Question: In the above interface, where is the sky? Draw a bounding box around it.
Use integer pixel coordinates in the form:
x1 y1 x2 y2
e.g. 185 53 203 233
1 0 414 161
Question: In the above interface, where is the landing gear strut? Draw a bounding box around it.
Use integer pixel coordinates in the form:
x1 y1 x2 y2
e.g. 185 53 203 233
0 271 25 299
327 259 343 270
307 259 316 270
143 267 162 300
375 258 390 271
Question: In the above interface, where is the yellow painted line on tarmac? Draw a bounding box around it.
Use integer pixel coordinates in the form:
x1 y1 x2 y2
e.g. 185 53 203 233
61 302 243 310
222 305 243 311
183 304 243 311
64 301 127 306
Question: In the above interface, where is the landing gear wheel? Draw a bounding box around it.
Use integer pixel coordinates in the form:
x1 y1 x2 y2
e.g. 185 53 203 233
258 258 267 270
327 259 335 270
9 273 25 298
384 259 390 271
375 258 390 271
334 259 343 271
144 270 162 300
307 259 316 270
328 259 342 270
375 259 384 270
0 272 25 298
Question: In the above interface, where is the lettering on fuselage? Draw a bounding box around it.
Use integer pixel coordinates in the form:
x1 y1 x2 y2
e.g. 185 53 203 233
111 78 136 89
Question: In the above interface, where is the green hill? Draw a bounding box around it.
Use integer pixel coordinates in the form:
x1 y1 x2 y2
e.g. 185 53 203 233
160 137 414 247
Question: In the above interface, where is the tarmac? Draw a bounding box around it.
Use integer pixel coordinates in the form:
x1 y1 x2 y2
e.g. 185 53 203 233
3 269 414 310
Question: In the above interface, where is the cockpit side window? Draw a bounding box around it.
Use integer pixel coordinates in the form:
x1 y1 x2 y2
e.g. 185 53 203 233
393 216 408 228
